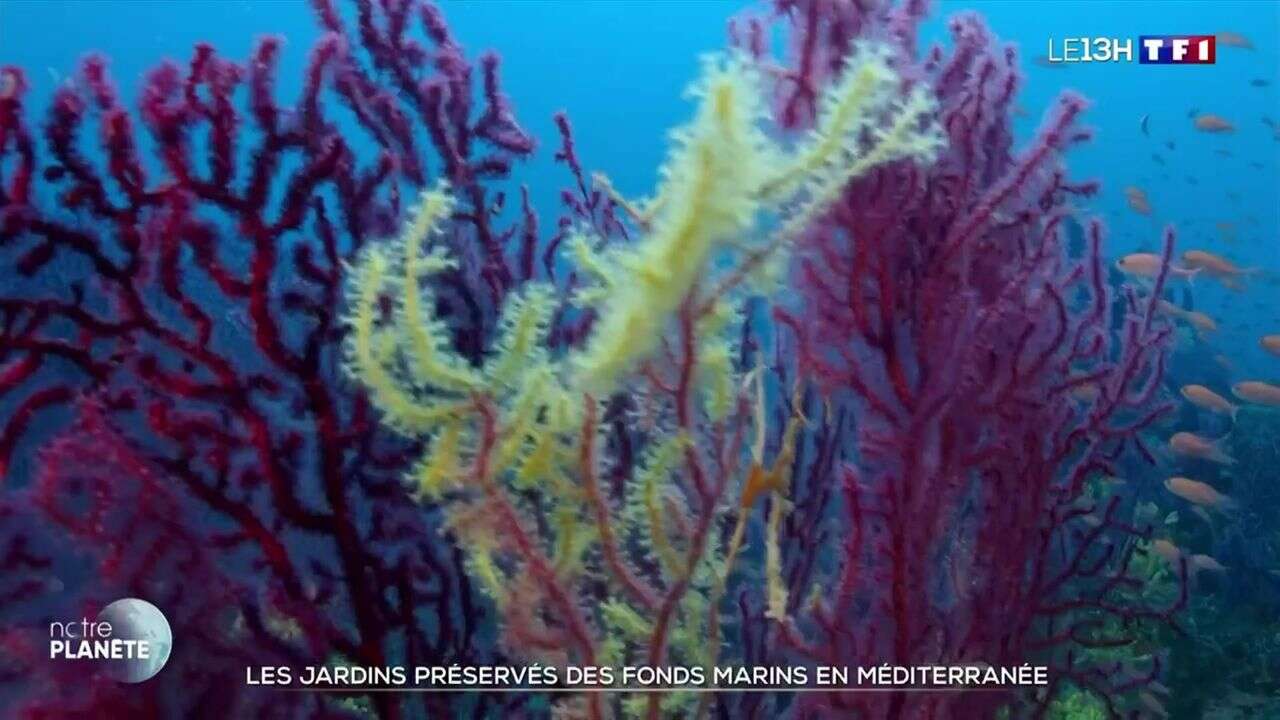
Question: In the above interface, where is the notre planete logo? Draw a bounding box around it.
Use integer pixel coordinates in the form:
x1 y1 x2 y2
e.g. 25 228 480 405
49 598 173 683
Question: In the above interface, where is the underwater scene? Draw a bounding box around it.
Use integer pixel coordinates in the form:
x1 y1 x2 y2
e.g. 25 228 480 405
1 0 1278 718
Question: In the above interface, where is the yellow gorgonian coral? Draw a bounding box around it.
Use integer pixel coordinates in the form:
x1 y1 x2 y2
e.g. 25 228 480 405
342 44 942 720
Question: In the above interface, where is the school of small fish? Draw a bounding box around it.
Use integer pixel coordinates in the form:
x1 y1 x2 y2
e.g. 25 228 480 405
1137 240 1278 605
1036 29 1271 716
1143 247 1276 618
1108 34 1278 644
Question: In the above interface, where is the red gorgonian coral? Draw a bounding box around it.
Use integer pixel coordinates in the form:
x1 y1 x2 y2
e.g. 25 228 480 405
0 0 549 716
728 1 1187 717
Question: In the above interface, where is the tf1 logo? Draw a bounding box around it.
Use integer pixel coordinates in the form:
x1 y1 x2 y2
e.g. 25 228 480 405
1139 35 1216 64
1044 36 1216 65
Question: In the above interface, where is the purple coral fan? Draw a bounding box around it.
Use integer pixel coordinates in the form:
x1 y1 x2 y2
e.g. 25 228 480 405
0 0 540 716
749 1 1186 717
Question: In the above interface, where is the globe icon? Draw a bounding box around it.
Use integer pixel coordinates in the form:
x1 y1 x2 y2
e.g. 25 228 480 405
96 598 173 683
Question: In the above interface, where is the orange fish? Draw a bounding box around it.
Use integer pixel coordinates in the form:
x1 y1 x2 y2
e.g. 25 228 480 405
1180 384 1237 419
1184 310 1217 334
1190 553 1228 573
1232 381 1280 407
740 462 783 508
1123 186 1152 215
1115 253 1199 281
1183 250 1253 279
1193 114 1235 133
1126 195 1151 215
1169 431 1235 465
1151 539 1182 565
1164 476 1236 511
1215 31 1253 49
1261 335 1280 357
1159 301 1217 335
